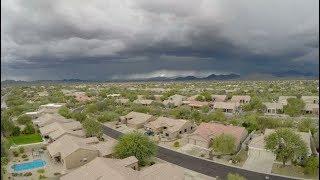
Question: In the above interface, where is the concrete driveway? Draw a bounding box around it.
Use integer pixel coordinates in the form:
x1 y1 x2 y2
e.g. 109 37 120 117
243 149 275 173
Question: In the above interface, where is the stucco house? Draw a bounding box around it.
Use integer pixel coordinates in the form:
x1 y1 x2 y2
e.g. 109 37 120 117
144 117 195 140
60 156 184 180
301 96 319 104
230 95 251 104
304 103 319 115
48 134 117 169
186 123 248 150
133 99 154 106
188 101 210 108
119 112 154 129
211 95 227 102
32 113 74 127
263 102 283 115
39 121 85 142
73 92 92 102
212 102 240 113
163 94 186 107
278 96 296 105
115 98 130 104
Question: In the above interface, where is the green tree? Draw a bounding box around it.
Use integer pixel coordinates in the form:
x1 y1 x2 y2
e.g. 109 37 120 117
58 106 72 118
114 132 157 166
242 97 266 113
265 128 308 166
206 110 226 122
12 126 21 136
298 119 315 134
1 115 15 136
85 103 98 114
17 115 32 125
212 134 236 155
227 173 247 180
199 91 212 101
304 156 319 175
97 112 119 123
23 123 35 134
195 95 205 101
83 119 102 138
72 112 87 122
283 98 305 117
170 106 192 119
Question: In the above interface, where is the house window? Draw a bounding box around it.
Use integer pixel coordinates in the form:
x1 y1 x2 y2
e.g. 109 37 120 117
165 133 169 137
133 166 136 170
184 129 187 132
163 127 167 129
191 126 193 130
179 131 182 134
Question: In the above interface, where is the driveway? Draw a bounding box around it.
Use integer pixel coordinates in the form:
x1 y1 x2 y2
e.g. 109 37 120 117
243 149 276 173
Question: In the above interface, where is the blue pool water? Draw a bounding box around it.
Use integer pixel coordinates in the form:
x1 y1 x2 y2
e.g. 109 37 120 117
11 159 46 172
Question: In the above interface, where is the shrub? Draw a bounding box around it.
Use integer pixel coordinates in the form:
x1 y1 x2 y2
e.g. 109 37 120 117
39 174 47 179
19 147 25 154
23 158 29 161
23 123 36 134
21 154 27 158
54 172 61 176
37 169 45 174
17 115 32 125
12 151 19 157
227 173 246 180
24 172 32 176
12 126 21 136
173 141 180 148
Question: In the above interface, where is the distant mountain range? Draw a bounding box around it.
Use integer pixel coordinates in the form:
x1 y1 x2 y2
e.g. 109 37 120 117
1 71 318 85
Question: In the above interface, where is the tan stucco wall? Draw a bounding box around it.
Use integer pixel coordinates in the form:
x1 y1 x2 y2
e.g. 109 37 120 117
186 134 209 148
63 148 99 169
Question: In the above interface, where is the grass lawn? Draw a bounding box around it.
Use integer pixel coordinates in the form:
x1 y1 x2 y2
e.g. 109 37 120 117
8 133 43 145
272 163 319 180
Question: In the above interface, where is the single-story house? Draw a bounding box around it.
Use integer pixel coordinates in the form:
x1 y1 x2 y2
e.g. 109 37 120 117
32 113 74 127
230 95 251 104
119 112 154 129
304 103 319 115
301 96 319 104
211 95 227 102
263 102 283 115
212 102 240 113
39 121 85 142
186 123 248 150
144 117 195 140
115 98 130 104
188 101 210 108
48 134 117 169
154 95 163 101
60 156 184 180
133 99 154 106
278 96 296 105
74 92 92 102
163 94 185 107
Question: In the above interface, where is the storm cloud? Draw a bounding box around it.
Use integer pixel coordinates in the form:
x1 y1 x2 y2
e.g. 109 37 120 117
1 0 319 80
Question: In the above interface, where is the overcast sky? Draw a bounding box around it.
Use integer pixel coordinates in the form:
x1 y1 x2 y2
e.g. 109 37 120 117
1 0 319 81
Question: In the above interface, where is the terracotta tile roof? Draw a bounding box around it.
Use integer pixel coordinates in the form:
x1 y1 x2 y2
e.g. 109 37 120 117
191 123 247 145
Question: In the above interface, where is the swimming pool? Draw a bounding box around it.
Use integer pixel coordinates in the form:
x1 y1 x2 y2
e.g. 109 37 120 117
11 159 46 172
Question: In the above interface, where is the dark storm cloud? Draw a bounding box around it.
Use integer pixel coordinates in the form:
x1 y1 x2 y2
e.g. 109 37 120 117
1 0 319 80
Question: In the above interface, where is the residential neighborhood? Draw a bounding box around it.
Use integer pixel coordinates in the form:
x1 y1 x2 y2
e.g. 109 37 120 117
1 1 318 179
1 80 319 180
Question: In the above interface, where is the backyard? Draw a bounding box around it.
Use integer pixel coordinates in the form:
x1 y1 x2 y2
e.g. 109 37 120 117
8 134 43 145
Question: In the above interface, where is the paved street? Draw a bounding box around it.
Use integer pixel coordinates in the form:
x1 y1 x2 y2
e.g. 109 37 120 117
102 125 297 180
